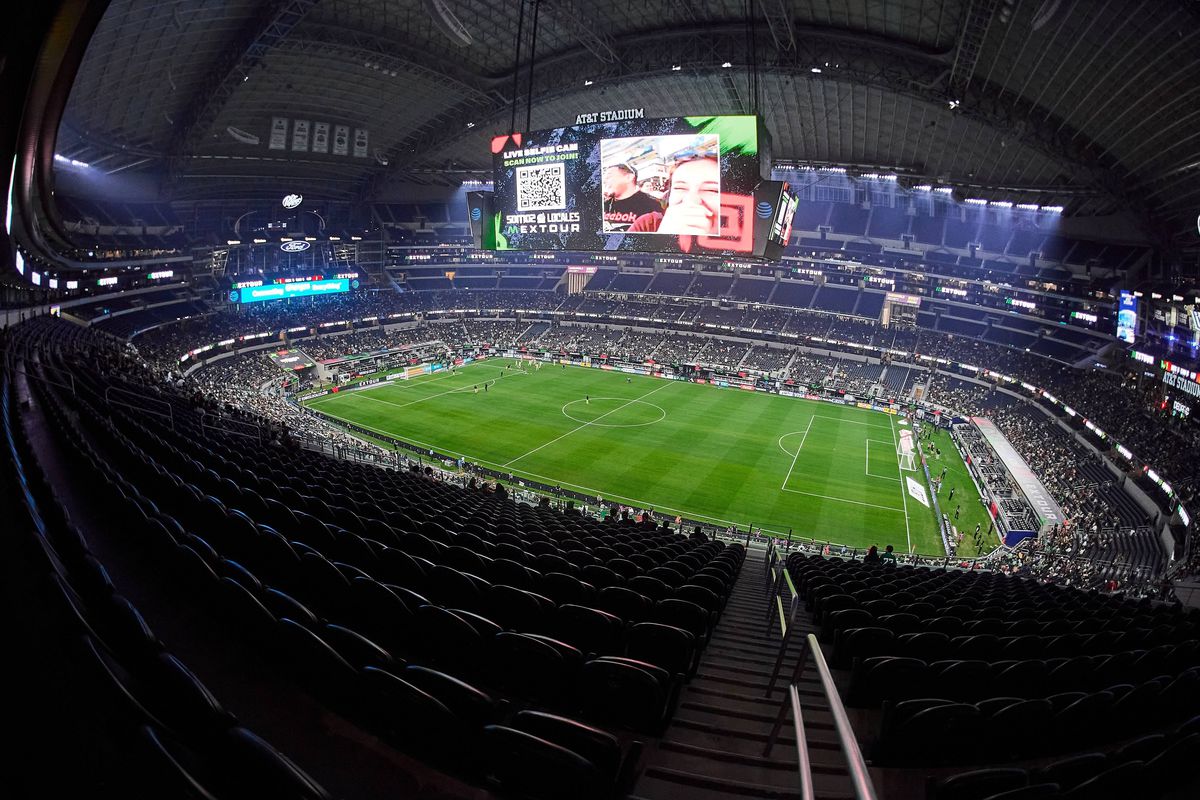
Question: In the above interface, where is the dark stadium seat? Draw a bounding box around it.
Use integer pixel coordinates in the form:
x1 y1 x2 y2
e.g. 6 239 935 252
1059 759 1143 800
540 572 597 606
321 623 398 671
480 725 605 800
277 618 360 705
626 622 697 678
556 604 625 657
875 702 983 765
576 657 671 734
491 631 577 703
596 585 653 623
978 785 1061 800
930 768 1029 800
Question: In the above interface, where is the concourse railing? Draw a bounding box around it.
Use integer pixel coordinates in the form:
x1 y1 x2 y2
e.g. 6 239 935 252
764 633 878 800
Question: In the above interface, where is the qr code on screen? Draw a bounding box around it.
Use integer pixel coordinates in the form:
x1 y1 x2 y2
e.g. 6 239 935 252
515 163 566 211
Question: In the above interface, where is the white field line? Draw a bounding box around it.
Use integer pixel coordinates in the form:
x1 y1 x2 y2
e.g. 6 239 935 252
780 486 906 513
307 405 783 532
813 414 892 429
865 439 901 481
315 365 523 412
502 379 674 468
779 415 815 490
890 414 914 554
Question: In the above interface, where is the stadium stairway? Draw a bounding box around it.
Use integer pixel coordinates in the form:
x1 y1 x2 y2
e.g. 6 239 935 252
632 545 856 800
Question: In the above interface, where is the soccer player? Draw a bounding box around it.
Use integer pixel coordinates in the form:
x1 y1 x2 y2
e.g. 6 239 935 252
586 394 589 405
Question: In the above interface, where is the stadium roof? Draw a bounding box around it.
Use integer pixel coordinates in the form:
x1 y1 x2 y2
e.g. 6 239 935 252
56 0 1200 246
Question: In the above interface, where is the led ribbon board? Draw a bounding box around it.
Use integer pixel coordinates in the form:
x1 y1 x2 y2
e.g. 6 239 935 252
233 279 349 304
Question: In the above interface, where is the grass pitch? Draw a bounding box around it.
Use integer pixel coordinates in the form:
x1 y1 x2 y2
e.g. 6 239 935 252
305 360 977 554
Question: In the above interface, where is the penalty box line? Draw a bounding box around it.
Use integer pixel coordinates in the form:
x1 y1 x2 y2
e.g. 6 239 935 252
865 439 901 482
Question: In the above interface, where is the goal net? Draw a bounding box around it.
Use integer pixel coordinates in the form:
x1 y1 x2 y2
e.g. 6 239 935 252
896 429 916 471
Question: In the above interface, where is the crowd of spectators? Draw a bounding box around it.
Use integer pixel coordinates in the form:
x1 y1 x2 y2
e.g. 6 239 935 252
115 286 1196 561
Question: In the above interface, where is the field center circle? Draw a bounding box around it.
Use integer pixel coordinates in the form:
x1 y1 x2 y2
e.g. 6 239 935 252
562 397 667 428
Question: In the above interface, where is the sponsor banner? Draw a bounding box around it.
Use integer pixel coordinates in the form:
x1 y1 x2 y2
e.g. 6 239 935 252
906 477 930 508
353 128 368 158
292 120 310 151
312 122 329 153
333 125 350 156
269 117 289 150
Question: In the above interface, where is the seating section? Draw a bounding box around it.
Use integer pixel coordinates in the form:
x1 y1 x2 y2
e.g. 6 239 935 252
785 552 1200 772
2 353 334 798
15 316 744 798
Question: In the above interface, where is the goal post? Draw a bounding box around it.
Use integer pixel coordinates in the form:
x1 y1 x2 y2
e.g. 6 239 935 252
897 428 916 471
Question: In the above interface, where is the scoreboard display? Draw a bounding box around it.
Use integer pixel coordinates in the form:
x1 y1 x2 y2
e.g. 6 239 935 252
482 115 795 259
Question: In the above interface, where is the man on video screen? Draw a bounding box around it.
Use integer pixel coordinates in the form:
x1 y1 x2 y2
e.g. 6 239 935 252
628 156 721 236
602 164 663 231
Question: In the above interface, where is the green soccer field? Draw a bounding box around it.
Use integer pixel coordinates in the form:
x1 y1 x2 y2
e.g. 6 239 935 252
304 360 975 555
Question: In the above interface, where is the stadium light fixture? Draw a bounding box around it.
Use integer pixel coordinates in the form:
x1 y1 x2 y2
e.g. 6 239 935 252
583 79 593 86
934 187 953 194
1016 203 1040 211
226 239 241 245
466 122 475 128
948 99 961 109
1041 205 1064 213
990 200 1013 208
810 67 822 73
721 62 732 68
53 153 89 168
913 184 932 192
965 197 988 205
671 65 681 71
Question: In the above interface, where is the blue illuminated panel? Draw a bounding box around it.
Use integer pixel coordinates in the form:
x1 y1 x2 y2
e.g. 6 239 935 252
234 279 349 304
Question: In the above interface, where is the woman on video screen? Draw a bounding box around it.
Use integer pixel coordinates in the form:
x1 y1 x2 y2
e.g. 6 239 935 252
628 156 720 236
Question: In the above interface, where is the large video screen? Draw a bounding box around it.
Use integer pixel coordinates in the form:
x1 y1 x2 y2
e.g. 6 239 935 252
489 116 780 257
232 278 349 304
266 349 316 371
1117 290 1138 344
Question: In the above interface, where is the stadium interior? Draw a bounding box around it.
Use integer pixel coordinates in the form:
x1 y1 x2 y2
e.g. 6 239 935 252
5 2 1200 799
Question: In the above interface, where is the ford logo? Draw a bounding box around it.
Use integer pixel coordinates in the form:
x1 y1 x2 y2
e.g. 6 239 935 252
470 207 482 221
756 201 774 219
280 240 311 252
282 193 303 209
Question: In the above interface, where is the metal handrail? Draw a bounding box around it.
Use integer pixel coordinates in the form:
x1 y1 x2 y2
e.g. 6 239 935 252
808 633 878 800
764 635 877 800
764 568 801 696
789 684 814 800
